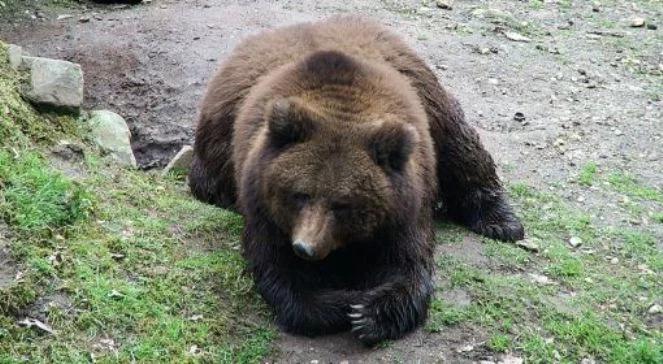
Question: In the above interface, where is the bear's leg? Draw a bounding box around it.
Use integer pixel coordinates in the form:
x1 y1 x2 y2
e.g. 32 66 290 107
401 63 524 241
427 95 524 241
189 115 237 211
349 267 433 346
243 222 360 336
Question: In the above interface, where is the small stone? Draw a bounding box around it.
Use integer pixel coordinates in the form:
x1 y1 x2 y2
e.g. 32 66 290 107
7 44 23 70
436 64 448 70
162 145 194 176
568 236 582 248
591 2 600 12
108 290 123 299
23 57 84 111
646 23 657 30
488 78 499 85
513 112 526 122
648 304 662 314
339 361 349 364
581 358 596 364
88 110 137 168
517 238 540 252
630 17 645 27
436 0 453 10
57 14 72 20
529 273 551 285
310 361 319 364
456 344 474 353
79 16 91 23
479 47 491 55
504 31 531 42
610 257 619 264
499 354 524 364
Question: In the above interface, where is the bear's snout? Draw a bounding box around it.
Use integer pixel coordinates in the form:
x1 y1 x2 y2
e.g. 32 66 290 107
292 203 340 261
292 239 318 260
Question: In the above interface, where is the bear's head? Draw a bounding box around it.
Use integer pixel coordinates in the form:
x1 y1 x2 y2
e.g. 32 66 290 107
239 51 434 261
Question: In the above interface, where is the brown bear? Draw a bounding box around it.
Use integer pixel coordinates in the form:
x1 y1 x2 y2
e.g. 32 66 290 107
189 16 524 345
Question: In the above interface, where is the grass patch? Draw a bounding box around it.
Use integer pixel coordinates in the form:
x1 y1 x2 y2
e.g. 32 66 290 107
0 42 275 362
0 151 93 233
430 181 662 362
607 172 663 203
578 162 598 186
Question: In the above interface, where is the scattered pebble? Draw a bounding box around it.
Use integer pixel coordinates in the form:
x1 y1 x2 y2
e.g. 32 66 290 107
513 112 526 122
108 290 124 299
568 236 582 248
57 14 72 21
504 31 531 42
516 238 540 252
79 16 90 23
499 354 524 364
529 273 551 285
591 2 600 12
630 17 645 27
436 0 453 10
610 257 619 264
648 304 662 314
646 23 657 30
456 344 474 353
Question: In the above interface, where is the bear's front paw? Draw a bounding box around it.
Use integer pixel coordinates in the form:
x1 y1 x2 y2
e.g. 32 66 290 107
472 200 525 242
348 303 381 346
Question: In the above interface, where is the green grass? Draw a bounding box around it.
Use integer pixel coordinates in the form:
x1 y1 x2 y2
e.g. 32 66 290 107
607 172 663 203
578 162 598 186
429 181 662 363
0 42 275 362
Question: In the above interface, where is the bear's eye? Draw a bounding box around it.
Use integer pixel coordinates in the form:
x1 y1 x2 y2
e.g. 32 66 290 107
290 192 310 208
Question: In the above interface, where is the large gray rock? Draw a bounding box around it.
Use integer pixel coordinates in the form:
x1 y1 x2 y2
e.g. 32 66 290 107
161 145 193 176
88 110 137 168
23 57 84 111
7 44 23 70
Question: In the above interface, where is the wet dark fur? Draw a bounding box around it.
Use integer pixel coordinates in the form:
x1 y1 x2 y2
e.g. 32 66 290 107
190 16 524 345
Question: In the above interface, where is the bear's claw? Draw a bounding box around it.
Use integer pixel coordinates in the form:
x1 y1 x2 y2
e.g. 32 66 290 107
349 302 383 346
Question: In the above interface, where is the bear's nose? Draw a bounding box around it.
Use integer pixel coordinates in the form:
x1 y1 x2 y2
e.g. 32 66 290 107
293 239 316 260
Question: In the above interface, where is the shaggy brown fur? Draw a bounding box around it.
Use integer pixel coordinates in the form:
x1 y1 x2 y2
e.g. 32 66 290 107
190 16 524 345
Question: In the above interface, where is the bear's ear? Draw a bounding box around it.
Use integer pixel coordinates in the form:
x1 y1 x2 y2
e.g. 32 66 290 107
368 122 418 172
267 98 316 147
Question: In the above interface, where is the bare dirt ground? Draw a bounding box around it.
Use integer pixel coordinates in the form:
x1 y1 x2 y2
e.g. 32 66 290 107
1 0 661 362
